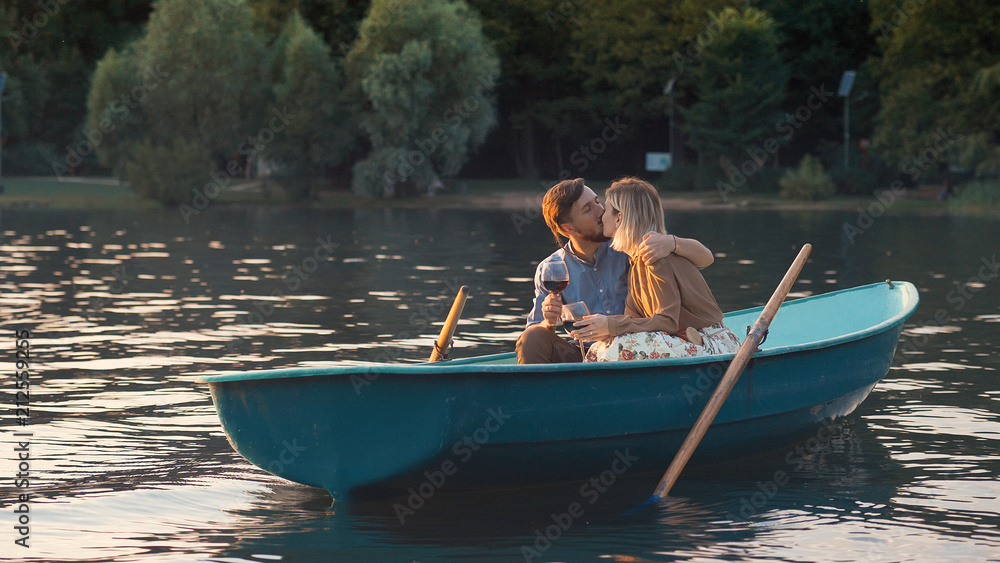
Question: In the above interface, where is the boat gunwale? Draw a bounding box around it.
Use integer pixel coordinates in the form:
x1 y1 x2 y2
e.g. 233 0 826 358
198 281 918 384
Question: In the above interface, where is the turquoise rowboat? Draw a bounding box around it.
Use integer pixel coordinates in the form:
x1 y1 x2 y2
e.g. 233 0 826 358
202 281 918 501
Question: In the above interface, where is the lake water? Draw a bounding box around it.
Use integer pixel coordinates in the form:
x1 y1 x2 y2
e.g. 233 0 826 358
2 203 999 562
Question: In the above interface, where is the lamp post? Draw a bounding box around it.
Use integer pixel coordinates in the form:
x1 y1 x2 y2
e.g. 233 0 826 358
838 70 856 170
663 78 676 163
0 72 7 193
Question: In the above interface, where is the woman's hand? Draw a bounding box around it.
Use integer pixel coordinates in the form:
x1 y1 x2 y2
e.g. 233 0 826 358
571 314 613 342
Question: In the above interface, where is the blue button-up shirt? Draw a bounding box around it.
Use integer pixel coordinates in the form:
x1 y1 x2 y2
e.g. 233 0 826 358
526 242 630 327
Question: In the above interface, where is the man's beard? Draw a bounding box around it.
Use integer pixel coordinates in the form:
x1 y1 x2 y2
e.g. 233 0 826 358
580 223 610 243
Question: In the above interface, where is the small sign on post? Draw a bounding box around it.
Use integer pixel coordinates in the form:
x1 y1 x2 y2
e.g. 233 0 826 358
646 152 672 172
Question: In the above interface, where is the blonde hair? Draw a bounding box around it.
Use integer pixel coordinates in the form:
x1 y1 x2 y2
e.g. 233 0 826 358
605 177 666 255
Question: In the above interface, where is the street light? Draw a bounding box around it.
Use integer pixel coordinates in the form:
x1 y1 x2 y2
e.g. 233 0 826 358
0 72 7 194
838 70 856 170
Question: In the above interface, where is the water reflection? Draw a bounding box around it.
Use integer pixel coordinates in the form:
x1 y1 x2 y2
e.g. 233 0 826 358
2 206 998 562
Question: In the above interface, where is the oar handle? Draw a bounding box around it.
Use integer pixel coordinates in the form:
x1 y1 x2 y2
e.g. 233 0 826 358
429 285 470 362
651 243 812 500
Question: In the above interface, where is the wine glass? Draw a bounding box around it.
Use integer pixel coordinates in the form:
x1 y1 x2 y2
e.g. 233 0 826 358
540 260 569 326
562 301 590 360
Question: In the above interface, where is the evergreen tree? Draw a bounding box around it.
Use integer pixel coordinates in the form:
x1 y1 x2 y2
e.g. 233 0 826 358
758 0 878 162
467 0 585 178
1 0 152 174
268 11 359 197
569 0 735 132
680 7 789 183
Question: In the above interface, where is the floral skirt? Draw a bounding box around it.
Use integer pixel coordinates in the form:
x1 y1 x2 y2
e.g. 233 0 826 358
585 322 741 362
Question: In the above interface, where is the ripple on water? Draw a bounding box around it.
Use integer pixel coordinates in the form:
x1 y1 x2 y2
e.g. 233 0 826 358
3 208 999 562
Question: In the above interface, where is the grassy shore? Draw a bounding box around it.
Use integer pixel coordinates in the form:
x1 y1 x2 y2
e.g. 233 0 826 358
0 175 987 214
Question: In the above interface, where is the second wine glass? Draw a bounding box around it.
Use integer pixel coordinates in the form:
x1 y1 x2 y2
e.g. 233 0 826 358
561 301 590 360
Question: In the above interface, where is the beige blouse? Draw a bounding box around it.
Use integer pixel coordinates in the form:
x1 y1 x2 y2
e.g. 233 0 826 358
605 253 724 337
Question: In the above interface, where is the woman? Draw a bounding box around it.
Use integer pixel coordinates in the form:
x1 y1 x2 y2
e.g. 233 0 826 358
570 177 740 361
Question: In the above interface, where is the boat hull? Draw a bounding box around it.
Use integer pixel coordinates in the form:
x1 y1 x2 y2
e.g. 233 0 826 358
205 281 918 500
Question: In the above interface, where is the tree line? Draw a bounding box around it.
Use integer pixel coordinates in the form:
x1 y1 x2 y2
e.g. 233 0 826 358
1 0 998 201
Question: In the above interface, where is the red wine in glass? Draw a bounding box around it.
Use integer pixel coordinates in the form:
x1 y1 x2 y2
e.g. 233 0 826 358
540 260 569 326
542 280 569 293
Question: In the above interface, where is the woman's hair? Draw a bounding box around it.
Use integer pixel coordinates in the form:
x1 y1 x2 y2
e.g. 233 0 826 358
605 177 666 255
542 178 585 245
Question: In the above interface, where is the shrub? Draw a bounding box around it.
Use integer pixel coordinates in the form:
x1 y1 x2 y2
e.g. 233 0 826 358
949 180 1000 207
779 155 835 201
125 138 213 205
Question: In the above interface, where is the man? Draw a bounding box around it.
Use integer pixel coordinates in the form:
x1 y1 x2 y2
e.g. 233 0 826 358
516 178 714 364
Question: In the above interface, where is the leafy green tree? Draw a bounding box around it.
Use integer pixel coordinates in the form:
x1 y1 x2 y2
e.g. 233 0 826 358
85 0 273 200
130 0 270 160
347 0 500 196
85 47 144 173
268 11 359 197
871 0 1000 178
680 7 789 182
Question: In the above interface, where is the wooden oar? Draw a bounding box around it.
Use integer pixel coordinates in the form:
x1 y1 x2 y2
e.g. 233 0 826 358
647 243 812 503
429 285 470 362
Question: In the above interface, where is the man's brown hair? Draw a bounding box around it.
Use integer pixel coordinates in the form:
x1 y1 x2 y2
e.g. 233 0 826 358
542 178 585 245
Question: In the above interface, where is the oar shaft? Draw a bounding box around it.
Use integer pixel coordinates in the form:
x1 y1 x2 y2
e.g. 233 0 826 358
429 285 470 362
652 244 812 499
